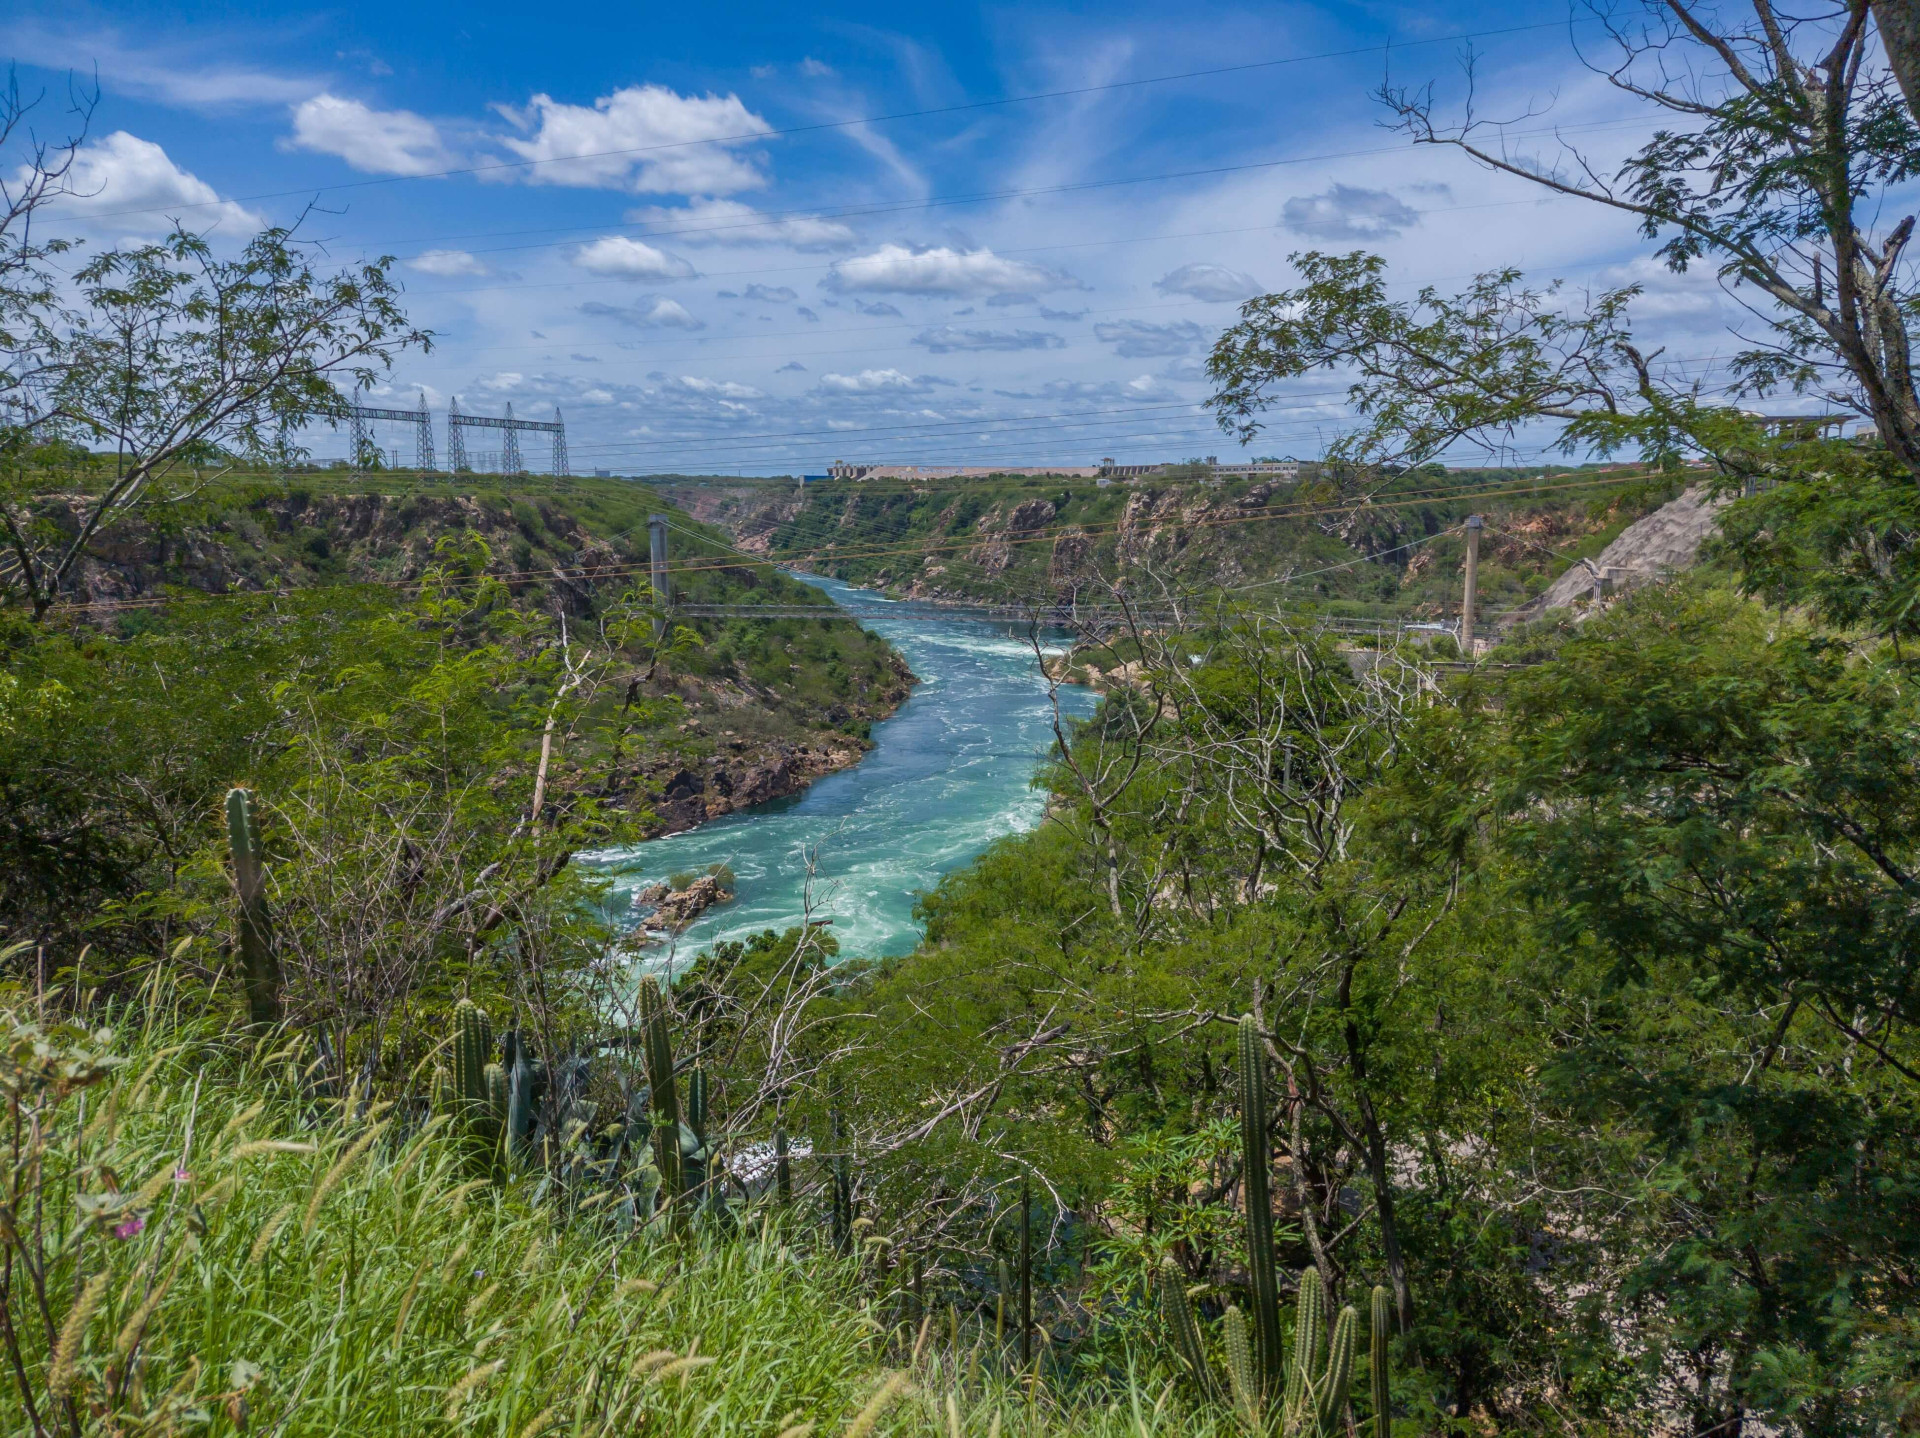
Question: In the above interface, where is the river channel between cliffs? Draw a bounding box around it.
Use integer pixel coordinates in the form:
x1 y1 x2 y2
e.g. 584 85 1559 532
592 575 1099 962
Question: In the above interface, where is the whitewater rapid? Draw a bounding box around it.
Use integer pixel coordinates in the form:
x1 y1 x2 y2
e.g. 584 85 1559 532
594 575 1100 961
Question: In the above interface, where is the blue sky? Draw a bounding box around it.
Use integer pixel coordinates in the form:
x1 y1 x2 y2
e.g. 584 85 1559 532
3 1 1743 474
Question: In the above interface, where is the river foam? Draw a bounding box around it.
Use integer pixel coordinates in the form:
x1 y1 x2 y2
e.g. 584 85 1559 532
593 575 1099 962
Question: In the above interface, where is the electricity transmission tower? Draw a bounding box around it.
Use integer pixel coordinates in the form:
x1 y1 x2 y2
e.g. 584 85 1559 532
445 399 569 475
347 390 437 472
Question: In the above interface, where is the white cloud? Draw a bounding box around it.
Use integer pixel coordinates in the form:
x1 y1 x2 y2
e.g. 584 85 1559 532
913 327 1066 354
286 94 456 176
676 376 764 399
1094 320 1209 358
818 368 939 393
743 283 798 302
34 132 261 231
579 297 705 330
625 198 857 250
573 236 698 280
407 248 488 277
1283 185 1422 241
493 86 772 194
799 57 837 78
823 244 1075 298
1156 263 1264 303
2 22 317 109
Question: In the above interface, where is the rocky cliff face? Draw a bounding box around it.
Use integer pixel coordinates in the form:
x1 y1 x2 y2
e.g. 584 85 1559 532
45 480 918 840
657 470 1678 621
640 735 881 836
1518 485 1727 617
53 489 630 613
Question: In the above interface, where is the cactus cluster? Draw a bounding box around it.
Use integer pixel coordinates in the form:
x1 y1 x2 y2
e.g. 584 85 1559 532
430 982 756 1238
450 1000 503 1169
1158 1014 1392 1436
443 1002 623 1198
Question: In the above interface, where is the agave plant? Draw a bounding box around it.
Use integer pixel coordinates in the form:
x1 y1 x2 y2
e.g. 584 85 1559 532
1157 1014 1392 1436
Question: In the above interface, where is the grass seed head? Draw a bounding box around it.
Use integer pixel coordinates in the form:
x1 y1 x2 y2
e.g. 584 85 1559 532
50 1270 112 1395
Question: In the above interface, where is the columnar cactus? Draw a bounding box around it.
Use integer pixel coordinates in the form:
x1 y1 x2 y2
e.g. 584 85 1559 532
504 1030 537 1159
1018 1176 1034 1367
828 1107 852 1254
1370 1285 1392 1438
1155 1013 1387 1436
483 1062 508 1166
224 788 282 1028
774 1123 792 1206
636 979 684 1215
687 1066 710 1203
1239 1015 1282 1390
446 1000 504 1170
1280 1269 1357 1438
453 1000 493 1110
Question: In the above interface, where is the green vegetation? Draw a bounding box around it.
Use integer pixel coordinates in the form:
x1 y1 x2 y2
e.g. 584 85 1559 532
0 981 1238 1437
660 464 1677 623
5 8 1920 1434
0 470 910 969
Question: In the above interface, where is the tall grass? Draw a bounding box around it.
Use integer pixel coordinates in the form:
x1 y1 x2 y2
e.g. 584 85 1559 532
0 978 1230 1438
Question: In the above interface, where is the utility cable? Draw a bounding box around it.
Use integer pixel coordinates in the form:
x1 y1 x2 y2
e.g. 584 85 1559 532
77 16 1600 225
52 469 1656 615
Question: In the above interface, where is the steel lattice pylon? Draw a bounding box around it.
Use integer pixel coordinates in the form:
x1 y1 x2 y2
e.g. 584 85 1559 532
448 397 468 471
346 389 439 472
444 398 568 475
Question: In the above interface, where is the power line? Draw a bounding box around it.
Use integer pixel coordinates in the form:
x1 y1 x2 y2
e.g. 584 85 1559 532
77 18 1594 224
507 352 1745 466
659 470 1661 578
49 468 1659 615
383 116 1659 293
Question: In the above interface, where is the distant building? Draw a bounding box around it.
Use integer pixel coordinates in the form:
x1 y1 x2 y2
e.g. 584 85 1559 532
1212 459 1301 479
826 460 1102 480
814 455 1309 483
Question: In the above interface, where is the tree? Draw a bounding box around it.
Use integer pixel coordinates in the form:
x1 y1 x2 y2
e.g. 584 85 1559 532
0 74 89 509
1473 588 1920 1433
0 91 428 619
1206 2 1920 635
1205 250 1662 475
1374 0 1920 477
1877 0 1920 121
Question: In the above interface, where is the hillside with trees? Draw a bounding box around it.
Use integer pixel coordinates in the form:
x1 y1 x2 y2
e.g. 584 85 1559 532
2 3 1919 1435
658 464 1683 628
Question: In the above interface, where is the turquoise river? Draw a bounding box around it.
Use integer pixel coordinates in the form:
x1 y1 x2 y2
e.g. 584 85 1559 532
594 576 1099 963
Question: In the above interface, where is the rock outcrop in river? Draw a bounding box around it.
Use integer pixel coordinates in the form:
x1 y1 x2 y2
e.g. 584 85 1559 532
632 871 736 938
641 737 872 835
